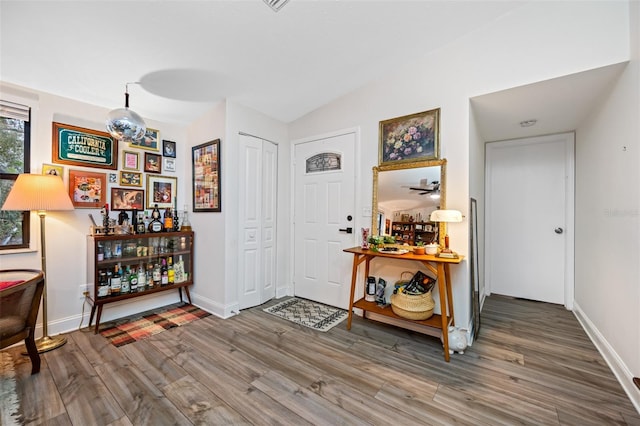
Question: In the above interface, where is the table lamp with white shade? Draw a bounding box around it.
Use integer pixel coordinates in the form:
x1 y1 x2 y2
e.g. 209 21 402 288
2 173 74 352
430 209 463 258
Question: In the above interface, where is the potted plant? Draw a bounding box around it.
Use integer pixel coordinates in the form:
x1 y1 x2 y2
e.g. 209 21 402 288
414 241 425 255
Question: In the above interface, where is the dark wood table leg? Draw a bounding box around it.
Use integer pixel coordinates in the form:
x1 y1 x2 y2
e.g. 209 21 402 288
182 286 192 304
94 304 103 334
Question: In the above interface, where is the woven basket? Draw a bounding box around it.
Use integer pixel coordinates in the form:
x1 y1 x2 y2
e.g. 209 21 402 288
390 291 435 320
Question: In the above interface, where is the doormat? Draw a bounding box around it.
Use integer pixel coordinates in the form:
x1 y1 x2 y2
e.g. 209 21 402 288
100 304 211 347
263 297 347 332
0 351 21 426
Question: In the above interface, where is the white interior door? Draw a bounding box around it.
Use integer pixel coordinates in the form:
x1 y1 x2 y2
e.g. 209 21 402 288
238 134 277 310
293 132 356 308
485 133 574 306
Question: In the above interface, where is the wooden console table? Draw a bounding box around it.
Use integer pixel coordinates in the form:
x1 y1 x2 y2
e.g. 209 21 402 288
343 247 463 362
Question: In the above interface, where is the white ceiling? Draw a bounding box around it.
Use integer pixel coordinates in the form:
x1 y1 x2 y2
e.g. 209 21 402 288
0 0 528 125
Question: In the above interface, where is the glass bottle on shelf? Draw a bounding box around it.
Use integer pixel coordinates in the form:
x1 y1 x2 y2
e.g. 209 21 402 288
147 263 154 288
152 262 161 286
161 258 168 286
149 204 164 233
129 265 138 292
163 208 173 232
121 265 130 294
167 256 174 284
97 270 109 297
137 261 146 290
97 242 104 261
180 205 191 231
110 263 122 295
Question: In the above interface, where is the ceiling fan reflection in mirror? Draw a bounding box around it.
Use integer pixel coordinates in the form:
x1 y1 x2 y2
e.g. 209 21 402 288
408 179 440 195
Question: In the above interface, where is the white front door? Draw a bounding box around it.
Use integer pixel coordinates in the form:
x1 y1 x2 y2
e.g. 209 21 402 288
293 132 356 308
485 133 574 306
238 134 278 310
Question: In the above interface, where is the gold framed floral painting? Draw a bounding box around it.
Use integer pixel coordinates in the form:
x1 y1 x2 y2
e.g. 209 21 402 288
379 108 440 165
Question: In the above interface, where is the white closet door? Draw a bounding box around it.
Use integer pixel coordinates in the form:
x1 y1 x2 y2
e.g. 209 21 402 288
238 134 277 310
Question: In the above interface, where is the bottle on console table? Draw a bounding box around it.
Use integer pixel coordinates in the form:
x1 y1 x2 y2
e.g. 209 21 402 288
148 204 164 233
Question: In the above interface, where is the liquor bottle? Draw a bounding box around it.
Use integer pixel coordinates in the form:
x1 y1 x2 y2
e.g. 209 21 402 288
97 270 109 297
137 261 146 290
172 208 180 231
135 211 146 234
180 205 191 231
163 208 173 232
147 263 155 288
174 255 185 283
167 256 175 284
97 242 104 261
148 204 164 233
121 265 130 293
152 262 161 286
161 258 169 286
110 263 122 295
129 265 138 292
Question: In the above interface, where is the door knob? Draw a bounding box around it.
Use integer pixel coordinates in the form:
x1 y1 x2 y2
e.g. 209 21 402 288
554 227 563 234
339 227 353 234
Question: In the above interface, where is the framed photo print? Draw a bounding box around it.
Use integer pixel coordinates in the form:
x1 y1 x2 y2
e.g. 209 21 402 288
192 139 221 212
42 163 63 177
163 157 176 172
163 140 177 158
119 171 142 187
129 127 160 151
144 152 161 173
52 122 118 170
109 173 117 183
379 108 440 166
122 150 139 171
68 169 106 208
111 187 144 211
146 175 177 209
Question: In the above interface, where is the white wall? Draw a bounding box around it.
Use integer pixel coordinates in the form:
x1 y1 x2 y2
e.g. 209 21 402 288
574 0 640 409
289 1 630 330
185 100 289 317
0 81 189 335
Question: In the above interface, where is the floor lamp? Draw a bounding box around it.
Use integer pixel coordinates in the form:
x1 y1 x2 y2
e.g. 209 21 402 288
2 173 74 352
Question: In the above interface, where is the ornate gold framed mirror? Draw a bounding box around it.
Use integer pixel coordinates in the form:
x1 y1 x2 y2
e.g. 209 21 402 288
372 158 447 247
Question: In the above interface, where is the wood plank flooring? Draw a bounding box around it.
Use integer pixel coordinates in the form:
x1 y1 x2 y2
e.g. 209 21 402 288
3 295 639 425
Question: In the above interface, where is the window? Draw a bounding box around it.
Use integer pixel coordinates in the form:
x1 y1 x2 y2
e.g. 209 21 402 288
0 100 31 250
306 152 341 173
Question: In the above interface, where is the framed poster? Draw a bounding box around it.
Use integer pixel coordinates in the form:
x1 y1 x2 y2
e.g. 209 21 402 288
129 127 159 151
119 171 142 187
163 140 177 158
52 122 118 170
146 175 177 209
111 188 144 211
144 152 161 173
379 108 440 166
68 169 106 208
42 163 63 177
192 139 221 212
122 150 139 171
163 157 176 172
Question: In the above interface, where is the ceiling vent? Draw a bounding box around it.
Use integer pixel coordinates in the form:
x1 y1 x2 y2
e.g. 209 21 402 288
264 0 290 12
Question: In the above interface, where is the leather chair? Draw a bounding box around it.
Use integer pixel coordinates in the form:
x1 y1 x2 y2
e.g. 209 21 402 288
0 269 45 374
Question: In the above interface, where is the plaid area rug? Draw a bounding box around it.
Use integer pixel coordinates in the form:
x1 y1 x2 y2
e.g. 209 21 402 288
263 297 347 332
100 304 210 347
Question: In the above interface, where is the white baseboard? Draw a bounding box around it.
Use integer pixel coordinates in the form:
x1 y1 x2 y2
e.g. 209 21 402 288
573 301 640 414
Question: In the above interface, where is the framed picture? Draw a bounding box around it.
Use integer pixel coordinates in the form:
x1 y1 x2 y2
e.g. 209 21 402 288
163 140 177 158
52 122 118 170
110 187 144 211
109 173 117 183
144 152 162 173
122 150 139 171
163 157 176 172
379 108 440 165
129 127 159 151
68 169 106 208
42 163 63 177
146 175 177 209
192 139 221 212
119 171 142 187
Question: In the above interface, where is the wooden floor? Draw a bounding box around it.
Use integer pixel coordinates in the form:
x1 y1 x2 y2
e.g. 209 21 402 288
3 295 639 425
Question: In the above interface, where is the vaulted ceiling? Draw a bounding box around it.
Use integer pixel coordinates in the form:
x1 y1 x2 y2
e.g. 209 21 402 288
1 0 526 125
